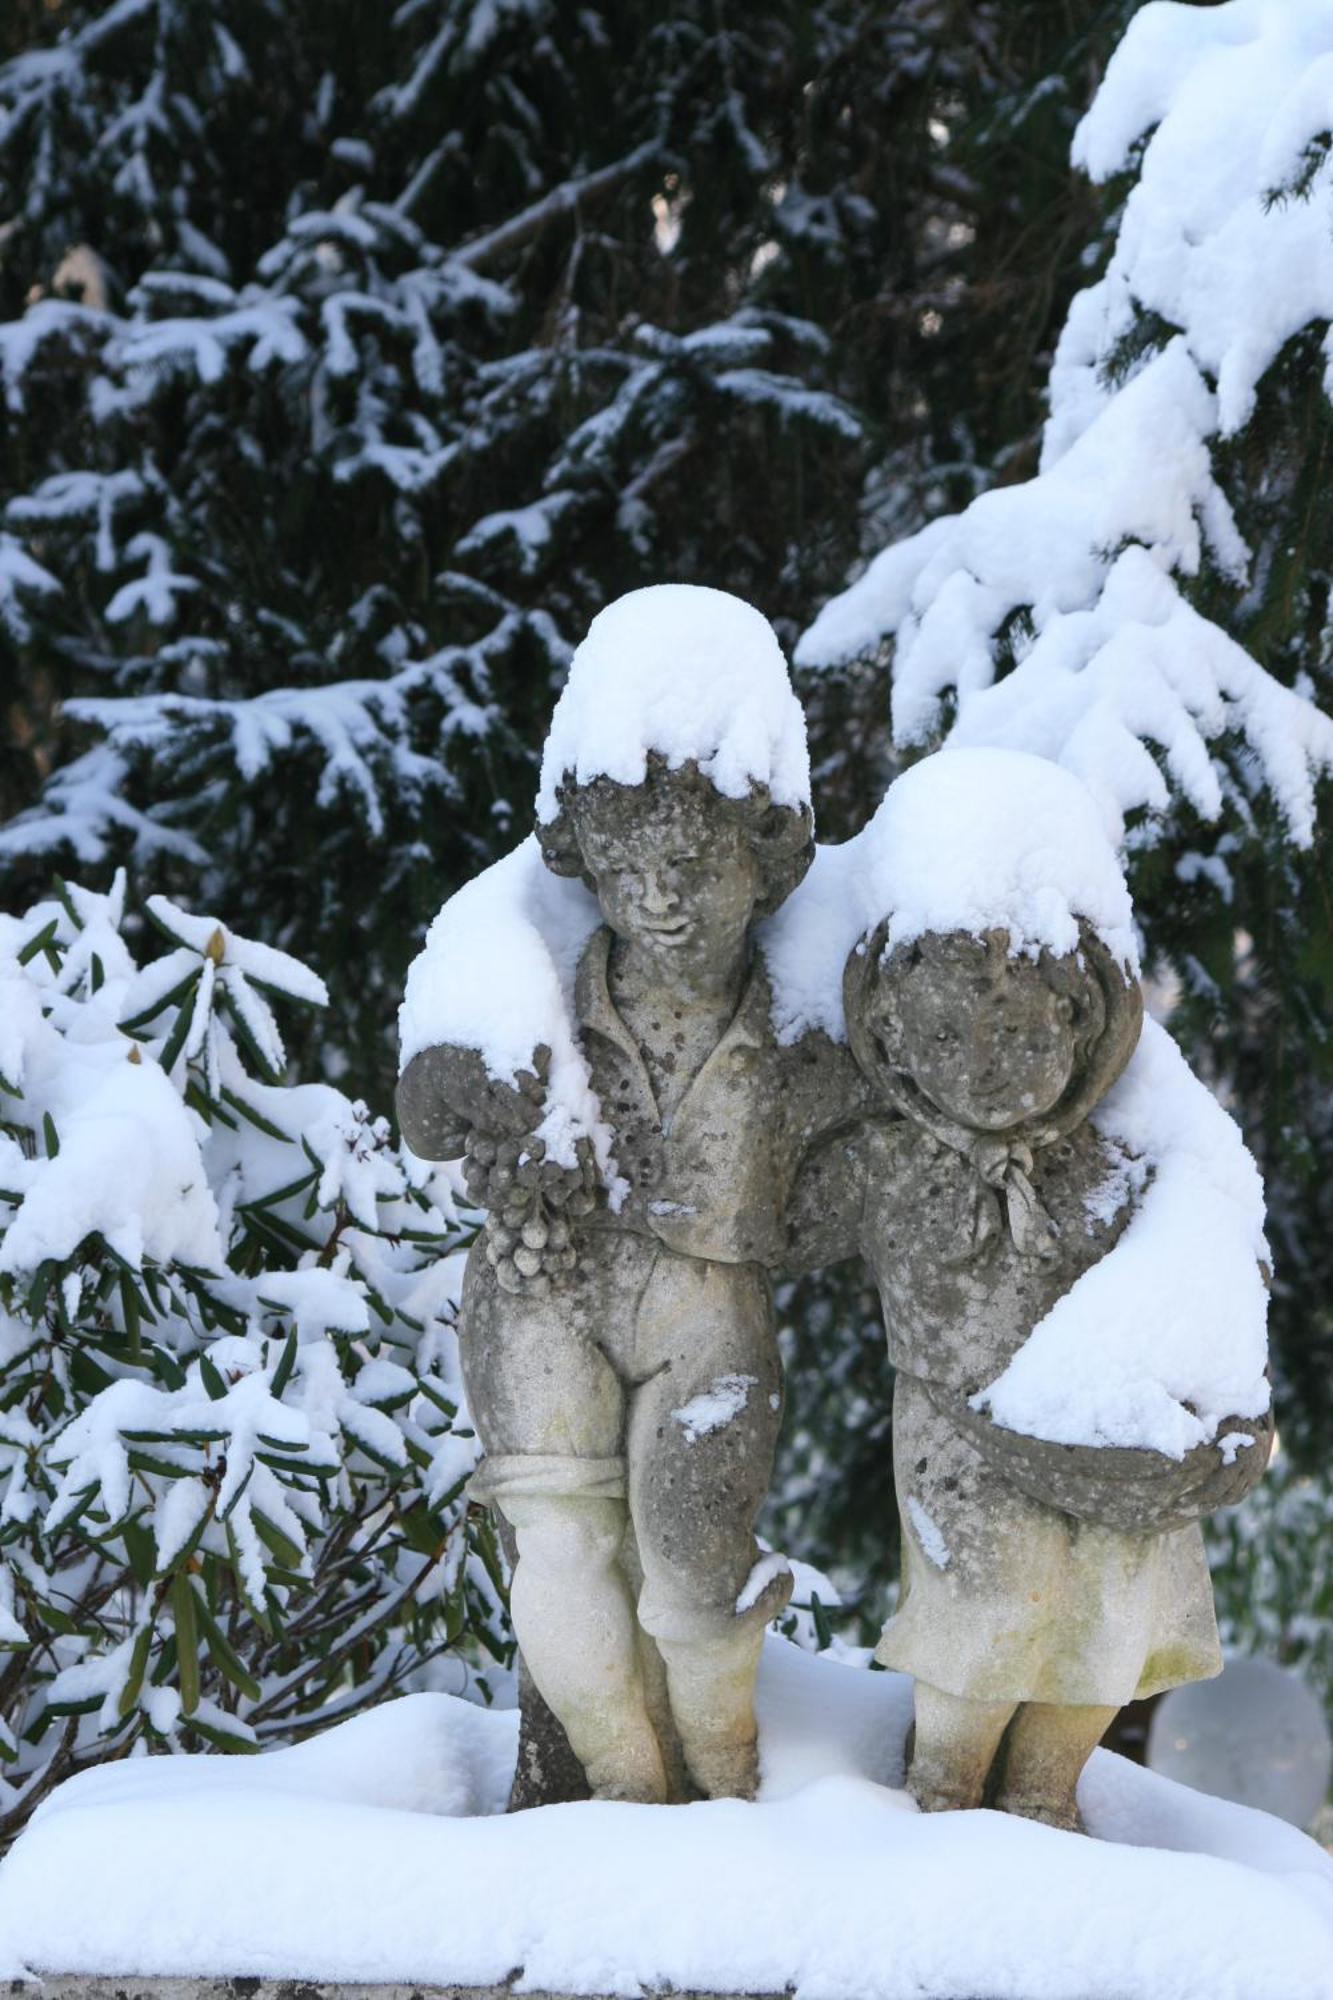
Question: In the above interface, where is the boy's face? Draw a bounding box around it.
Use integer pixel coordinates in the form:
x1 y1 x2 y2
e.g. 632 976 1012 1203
884 940 1078 1132
575 785 761 979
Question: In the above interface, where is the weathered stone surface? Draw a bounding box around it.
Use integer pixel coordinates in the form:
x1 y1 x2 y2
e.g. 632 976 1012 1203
397 757 863 1811
790 920 1271 1830
396 639 1269 1841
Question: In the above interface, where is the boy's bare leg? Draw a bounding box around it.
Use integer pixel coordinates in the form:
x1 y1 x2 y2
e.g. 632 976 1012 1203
993 1700 1117 1832
620 1522 692 1802
644 1563 792 1801
505 1491 668 1804
908 1681 1016 1812
627 1265 787 1801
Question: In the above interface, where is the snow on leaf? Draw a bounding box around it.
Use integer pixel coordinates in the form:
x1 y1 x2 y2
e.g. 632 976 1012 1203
337 1397 408 1472
0 1055 223 1277
153 1476 211 1572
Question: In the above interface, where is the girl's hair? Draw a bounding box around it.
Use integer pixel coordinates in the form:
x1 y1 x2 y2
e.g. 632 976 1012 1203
538 752 814 919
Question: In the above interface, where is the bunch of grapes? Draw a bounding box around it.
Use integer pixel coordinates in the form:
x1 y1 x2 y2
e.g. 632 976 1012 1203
463 1131 600 1296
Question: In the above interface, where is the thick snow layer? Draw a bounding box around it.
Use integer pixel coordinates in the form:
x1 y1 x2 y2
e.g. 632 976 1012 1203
398 836 609 1173
795 0 1333 848
762 748 1139 1047
0 1049 222 1276
977 1017 1271 1455
1 1639 1330 1998
849 748 1138 970
536 585 811 821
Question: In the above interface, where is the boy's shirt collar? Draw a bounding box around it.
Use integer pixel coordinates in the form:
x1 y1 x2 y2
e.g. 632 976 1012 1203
574 926 768 1133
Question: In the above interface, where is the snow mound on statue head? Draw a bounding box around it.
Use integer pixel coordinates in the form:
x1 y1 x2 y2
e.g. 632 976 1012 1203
535 585 811 821
398 838 611 1177
860 747 1139 971
762 748 1137 1046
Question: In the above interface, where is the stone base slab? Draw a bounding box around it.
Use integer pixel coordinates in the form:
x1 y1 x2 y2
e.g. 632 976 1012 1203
12 1987 802 2000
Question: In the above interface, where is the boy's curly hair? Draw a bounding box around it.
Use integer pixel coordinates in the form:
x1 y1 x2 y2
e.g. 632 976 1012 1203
537 752 814 919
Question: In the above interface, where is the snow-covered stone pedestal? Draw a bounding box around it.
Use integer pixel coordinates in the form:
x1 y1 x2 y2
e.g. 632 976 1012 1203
11 1987 786 2000
1 1641 1329 2000
2 1640 1328 2000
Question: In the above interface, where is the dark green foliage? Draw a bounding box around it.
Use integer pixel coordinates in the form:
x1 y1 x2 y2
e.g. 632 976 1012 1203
0 874 502 1842
0 0 1128 1109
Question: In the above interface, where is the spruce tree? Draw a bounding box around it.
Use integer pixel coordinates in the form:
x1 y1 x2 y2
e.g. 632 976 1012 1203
0 1 1130 1094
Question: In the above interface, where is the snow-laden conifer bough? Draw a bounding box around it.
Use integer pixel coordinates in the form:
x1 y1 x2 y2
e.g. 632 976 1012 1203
796 0 1333 855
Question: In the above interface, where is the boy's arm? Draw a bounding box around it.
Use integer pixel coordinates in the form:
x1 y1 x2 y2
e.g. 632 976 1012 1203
782 1120 877 1275
396 1040 595 1296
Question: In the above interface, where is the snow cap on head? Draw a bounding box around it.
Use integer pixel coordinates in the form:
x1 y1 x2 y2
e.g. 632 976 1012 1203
859 747 1140 975
535 584 811 822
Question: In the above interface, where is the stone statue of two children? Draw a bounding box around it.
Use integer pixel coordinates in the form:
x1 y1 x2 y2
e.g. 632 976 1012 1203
397 586 1271 1835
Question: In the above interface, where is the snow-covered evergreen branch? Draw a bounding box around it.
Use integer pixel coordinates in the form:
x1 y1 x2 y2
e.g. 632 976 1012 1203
798 0 1333 851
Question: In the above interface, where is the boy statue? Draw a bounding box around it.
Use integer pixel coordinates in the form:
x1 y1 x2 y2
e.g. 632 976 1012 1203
397 587 863 1805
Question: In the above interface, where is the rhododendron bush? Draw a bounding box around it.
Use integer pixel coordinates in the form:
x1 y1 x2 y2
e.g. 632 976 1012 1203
0 875 500 1842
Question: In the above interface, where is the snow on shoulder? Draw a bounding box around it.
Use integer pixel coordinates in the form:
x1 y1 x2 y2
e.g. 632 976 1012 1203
763 747 1139 1046
397 837 606 1172
535 584 811 821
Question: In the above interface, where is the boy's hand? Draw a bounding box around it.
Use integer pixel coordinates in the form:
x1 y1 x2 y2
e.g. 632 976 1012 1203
396 1042 552 1159
396 1041 599 1293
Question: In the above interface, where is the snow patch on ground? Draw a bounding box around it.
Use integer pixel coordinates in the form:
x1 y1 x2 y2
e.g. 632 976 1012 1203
1 1639 1330 1997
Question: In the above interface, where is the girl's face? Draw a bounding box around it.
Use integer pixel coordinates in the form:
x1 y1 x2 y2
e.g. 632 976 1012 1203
886 941 1079 1132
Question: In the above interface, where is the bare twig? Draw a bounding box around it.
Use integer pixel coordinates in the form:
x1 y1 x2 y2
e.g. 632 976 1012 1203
456 143 661 273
